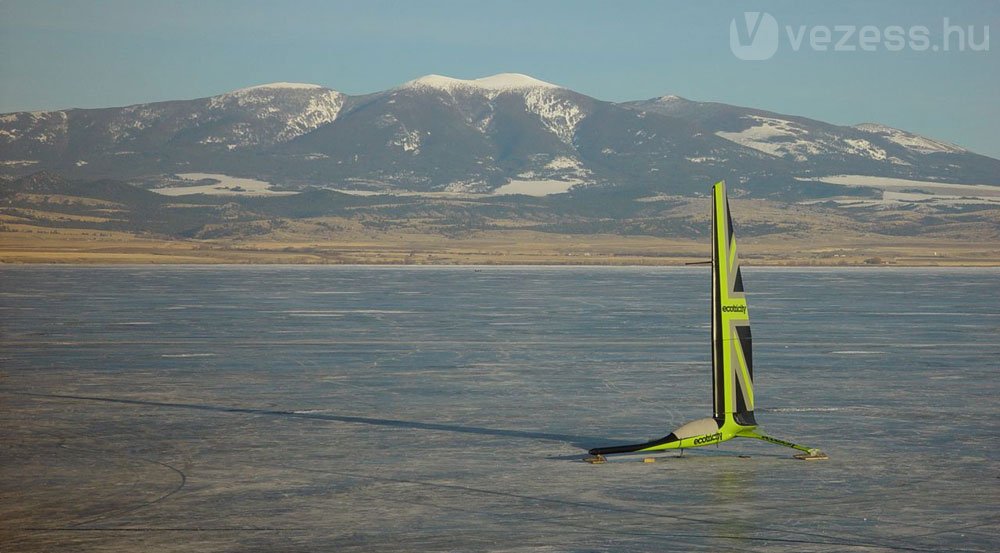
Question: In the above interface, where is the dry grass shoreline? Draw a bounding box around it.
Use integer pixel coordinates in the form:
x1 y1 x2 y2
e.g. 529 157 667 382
2 224 997 267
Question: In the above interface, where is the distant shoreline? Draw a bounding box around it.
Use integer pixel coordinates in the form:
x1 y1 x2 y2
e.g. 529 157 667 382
3 258 997 268
3 225 997 267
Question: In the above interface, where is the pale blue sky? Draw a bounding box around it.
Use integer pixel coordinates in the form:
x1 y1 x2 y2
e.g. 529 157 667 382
1 0 997 157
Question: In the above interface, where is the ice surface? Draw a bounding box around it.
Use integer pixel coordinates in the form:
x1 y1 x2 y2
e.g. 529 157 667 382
1 266 997 552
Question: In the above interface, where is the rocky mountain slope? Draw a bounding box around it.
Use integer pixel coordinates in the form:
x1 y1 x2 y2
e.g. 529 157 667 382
2 74 998 198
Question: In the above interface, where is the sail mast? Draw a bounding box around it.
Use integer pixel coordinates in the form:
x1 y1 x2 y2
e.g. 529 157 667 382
712 184 723 420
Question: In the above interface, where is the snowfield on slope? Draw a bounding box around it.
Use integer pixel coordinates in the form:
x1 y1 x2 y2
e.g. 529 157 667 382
152 173 298 196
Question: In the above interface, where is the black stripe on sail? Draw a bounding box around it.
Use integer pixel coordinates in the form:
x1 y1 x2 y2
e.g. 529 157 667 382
734 267 744 293
734 410 757 426
733 326 752 416
712 186 724 419
735 377 748 414
736 324 753 381
726 199 734 243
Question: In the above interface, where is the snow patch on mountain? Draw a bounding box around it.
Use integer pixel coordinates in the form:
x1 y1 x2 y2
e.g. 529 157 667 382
544 156 582 171
686 156 726 164
33 111 68 144
460 102 496 134
649 95 692 111
108 106 162 143
854 123 965 154
474 112 494 133
444 179 492 193
376 113 399 129
201 87 344 148
211 84 340 109
390 128 422 154
715 116 965 164
716 116 822 161
717 116 897 163
516 156 591 183
800 175 1000 209
153 173 297 197
0 111 68 144
525 89 585 145
234 82 324 92
493 178 580 196
806 174 1000 192
475 73 559 90
843 138 887 161
275 92 345 143
403 73 560 98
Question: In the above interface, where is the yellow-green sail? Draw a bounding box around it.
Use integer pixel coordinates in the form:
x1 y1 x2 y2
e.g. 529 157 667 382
712 180 755 427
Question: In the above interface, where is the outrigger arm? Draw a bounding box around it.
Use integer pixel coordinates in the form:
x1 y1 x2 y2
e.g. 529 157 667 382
584 430 828 463
736 430 828 460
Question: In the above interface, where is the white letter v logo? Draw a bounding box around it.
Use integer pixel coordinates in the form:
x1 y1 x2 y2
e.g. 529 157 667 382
730 11 779 61
737 12 763 45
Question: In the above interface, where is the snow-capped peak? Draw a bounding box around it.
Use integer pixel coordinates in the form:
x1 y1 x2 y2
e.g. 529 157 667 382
655 94 688 103
233 82 325 93
199 82 345 148
473 73 559 90
854 123 966 154
401 73 560 95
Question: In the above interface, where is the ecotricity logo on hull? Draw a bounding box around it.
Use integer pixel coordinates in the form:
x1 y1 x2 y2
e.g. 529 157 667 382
693 432 723 445
730 12 989 61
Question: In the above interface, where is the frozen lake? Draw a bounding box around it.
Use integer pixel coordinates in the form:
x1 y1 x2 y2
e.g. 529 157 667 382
1 266 997 552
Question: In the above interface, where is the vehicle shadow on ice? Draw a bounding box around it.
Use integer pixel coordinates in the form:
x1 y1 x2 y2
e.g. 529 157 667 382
14 391 607 450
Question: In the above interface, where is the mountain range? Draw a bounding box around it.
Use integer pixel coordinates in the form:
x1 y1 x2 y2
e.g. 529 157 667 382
2 73 998 197
2 73 998 266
